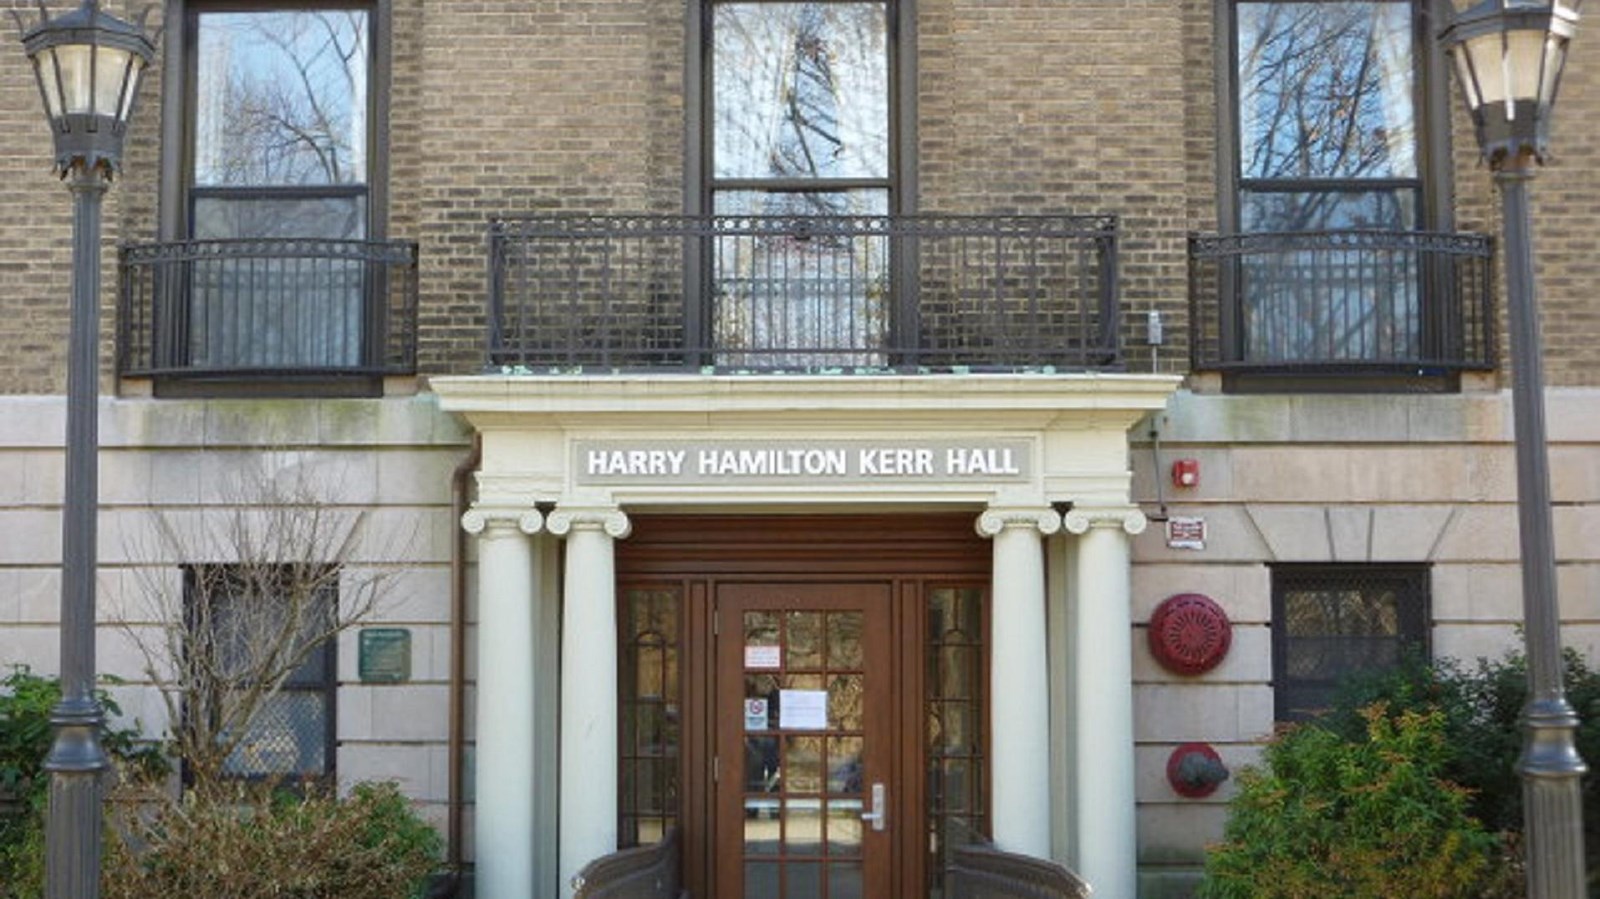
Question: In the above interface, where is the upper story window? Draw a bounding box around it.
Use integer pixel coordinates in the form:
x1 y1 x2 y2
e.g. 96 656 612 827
1235 0 1421 233
1271 564 1430 721
189 7 369 242
1195 0 1499 383
710 2 891 217
123 1 415 395
703 1 900 366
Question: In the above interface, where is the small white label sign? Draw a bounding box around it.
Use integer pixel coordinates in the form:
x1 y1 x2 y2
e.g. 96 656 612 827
779 689 829 730
1166 516 1207 550
744 698 769 731
745 645 781 669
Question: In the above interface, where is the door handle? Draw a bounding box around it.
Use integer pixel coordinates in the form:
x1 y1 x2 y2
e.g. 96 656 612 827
859 782 887 832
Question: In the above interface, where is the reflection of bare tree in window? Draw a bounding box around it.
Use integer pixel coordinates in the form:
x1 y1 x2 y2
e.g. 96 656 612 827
710 3 891 365
1237 1 1415 231
195 10 367 239
188 9 370 369
1234 1 1424 363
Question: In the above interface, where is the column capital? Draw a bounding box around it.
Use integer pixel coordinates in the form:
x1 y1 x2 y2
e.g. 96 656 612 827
975 505 1063 539
462 505 544 537
1062 505 1148 536
546 505 632 540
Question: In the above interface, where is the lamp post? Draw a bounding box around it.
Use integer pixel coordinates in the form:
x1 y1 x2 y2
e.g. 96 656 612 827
15 3 154 897
1439 0 1586 895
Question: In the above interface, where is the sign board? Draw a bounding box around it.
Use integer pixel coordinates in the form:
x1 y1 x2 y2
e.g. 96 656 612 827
745 645 781 669
744 698 769 731
779 689 829 730
1166 516 1206 551
574 439 1032 486
358 628 412 683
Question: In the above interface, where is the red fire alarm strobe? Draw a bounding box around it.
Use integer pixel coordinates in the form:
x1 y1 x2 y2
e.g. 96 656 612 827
1171 458 1200 488
1148 592 1232 676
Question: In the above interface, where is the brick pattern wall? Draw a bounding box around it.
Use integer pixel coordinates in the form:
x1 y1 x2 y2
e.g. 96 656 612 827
10 0 1596 387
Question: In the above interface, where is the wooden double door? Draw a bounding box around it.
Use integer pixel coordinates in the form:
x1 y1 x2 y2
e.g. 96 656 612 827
618 515 992 899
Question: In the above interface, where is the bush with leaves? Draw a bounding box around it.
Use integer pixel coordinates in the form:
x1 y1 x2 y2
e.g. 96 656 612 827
1319 648 1600 894
0 666 167 899
103 780 441 899
1199 704 1502 899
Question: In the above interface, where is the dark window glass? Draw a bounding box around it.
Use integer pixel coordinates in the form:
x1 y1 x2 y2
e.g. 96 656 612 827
184 563 337 782
1272 565 1429 721
925 585 988 898
619 586 682 848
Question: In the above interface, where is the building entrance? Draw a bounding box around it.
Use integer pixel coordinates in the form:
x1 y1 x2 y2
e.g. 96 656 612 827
617 514 992 898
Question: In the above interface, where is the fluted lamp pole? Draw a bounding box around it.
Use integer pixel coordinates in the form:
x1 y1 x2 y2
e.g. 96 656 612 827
14 2 155 897
1438 0 1586 895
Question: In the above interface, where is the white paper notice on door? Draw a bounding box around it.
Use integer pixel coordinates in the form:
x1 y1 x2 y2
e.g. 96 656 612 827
745 645 781 669
778 689 828 730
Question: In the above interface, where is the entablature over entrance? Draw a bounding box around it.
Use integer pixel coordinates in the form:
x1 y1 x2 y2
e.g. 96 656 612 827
431 373 1180 512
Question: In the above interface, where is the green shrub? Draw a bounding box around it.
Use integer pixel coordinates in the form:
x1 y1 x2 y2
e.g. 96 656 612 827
1325 648 1600 891
0 666 166 899
102 780 442 899
1199 704 1500 899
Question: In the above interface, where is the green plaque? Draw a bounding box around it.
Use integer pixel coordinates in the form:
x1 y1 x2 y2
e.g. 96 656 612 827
358 628 411 683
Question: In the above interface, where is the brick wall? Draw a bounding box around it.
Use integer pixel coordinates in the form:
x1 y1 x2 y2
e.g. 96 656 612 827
8 0 1595 389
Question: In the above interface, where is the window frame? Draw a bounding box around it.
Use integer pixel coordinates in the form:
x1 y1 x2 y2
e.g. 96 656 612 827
154 0 392 397
180 562 339 786
1270 563 1431 722
1213 0 1460 390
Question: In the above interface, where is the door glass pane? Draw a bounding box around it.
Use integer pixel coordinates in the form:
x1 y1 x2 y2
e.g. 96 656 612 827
745 860 781 897
827 736 864 794
785 861 823 898
713 3 888 181
826 799 864 853
827 612 864 668
746 735 781 792
828 861 864 899
745 610 780 645
785 735 824 793
828 674 864 730
744 798 780 854
787 611 824 668
785 798 824 855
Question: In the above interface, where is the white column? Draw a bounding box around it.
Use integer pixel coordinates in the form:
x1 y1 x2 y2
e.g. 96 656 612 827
546 504 631 898
460 505 545 899
1063 505 1146 899
976 505 1062 859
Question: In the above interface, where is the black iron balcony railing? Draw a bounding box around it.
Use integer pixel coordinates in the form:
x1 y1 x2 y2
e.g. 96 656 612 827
1188 230 1496 375
488 214 1120 372
118 238 419 379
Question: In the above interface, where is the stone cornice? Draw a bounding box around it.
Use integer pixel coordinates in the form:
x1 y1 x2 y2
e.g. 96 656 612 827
1062 505 1148 536
430 373 1180 424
